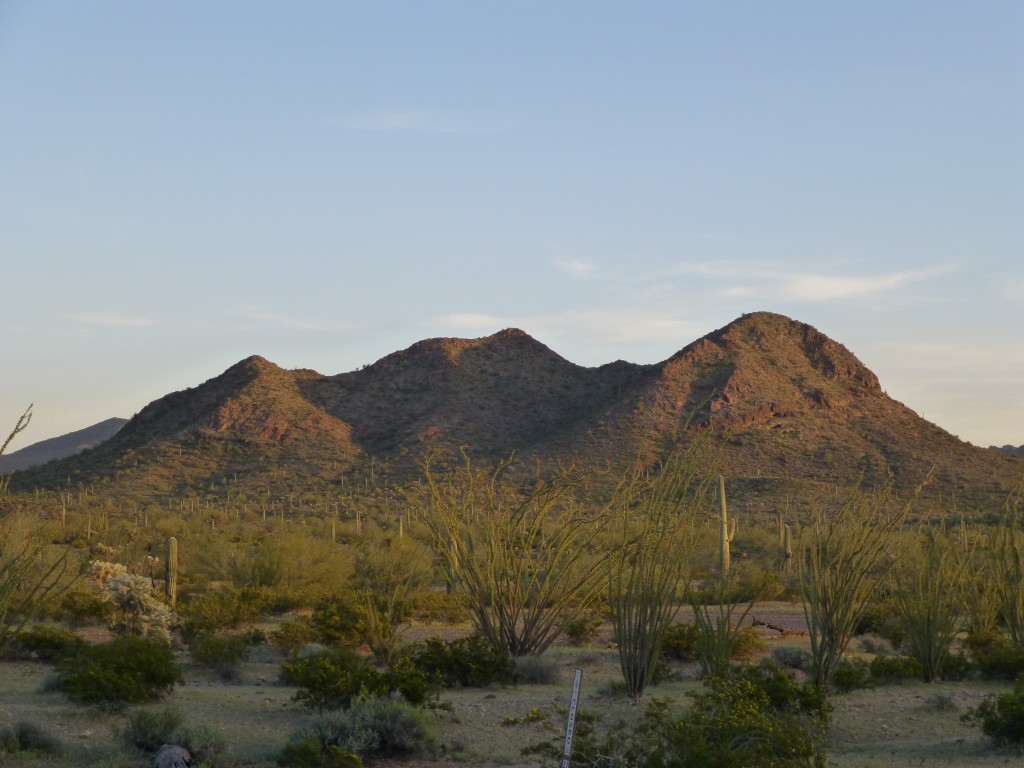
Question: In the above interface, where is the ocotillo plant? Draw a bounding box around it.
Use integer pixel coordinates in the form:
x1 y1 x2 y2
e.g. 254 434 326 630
165 536 178 607
719 475 736 576
783 524 793 573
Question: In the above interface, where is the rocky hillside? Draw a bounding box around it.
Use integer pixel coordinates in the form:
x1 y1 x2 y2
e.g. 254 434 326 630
11 312 1022 512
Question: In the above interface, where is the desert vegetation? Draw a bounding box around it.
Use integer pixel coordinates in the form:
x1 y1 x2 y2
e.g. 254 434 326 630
2 401 1024 767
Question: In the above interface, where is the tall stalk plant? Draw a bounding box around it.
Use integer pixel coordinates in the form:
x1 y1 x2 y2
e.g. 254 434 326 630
608 430 720 702
798 484 913 688
417 452 611 657
992 481 1024 645
893 529 970 682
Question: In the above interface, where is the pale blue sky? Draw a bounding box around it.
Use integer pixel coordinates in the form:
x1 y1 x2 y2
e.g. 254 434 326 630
1 1 1022 451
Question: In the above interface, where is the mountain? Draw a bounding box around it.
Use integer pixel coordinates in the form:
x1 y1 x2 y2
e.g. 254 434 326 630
10 312 1022 513
992 445 1024 458
0 417 127 472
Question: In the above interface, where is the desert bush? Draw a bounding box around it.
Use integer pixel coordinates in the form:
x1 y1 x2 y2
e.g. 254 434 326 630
346 698 439 756
772 646 813 671
122 705 186 752
660 621 702 662
189 632 251 669
869 654 923 684
272 619 318 654
963 629 1024 681
0 720 62 755
564 614 603 646
176 589 263 639
279 699 437 766
309 593 363 647
54 636 182 707
282 647 389 712
3 625 86 662
278 734 364 767
831 659 874 693
60 588 113 626
962 677 1024 747
548 664 827 768
408 633 515 688
382 657 433 706
122 705 231 765
515 654 561 685
410 591 470 625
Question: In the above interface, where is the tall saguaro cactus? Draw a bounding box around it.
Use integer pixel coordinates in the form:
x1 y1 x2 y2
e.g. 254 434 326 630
719 475 736 576
165 537 178 607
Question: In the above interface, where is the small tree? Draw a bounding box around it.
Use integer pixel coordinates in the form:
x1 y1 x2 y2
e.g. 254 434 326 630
416 452 611 656
798 484 913 688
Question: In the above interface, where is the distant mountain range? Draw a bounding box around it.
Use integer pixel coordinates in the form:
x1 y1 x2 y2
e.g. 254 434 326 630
0 417 127 472
9 312 1022 513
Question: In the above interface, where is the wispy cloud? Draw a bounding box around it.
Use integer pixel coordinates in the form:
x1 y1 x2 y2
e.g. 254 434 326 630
554 259 595 278
779 272 913 301
64 313 157 327
227 308 352 334
330 110 488 134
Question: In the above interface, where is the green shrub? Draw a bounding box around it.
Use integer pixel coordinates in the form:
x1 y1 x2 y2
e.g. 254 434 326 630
4 625 87 662
277 734 364 767
348 698 439 756
382 657 434 706
869 655 923 684
279 699 437 765
409 633 515 688
60 589 113 626
410 592 470 625
962 678 1024 747
55 636 182 707
831 659 874 693
177 593 264 638
309 594 363 647
282 648 388 712
189 633 251 673
660 622 701 662
940 651 974 682
731 625 766 661
272 619 318 655
964 630 1024 681
564 615 602 646
550 664 827 768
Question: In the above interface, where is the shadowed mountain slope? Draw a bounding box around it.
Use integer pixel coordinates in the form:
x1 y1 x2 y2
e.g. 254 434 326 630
0 417 127 472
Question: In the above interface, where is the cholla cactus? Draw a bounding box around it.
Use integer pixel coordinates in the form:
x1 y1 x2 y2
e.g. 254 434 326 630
89 561 174 640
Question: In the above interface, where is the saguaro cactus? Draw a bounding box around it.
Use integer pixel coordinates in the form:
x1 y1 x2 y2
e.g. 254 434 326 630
719 475 736 576
165 536 178 607
783 524 793 573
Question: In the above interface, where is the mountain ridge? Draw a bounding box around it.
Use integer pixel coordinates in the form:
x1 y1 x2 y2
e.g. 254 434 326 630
9 312 1021 512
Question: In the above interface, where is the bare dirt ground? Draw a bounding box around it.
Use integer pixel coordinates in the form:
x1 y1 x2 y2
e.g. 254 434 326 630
1 605 1019 767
